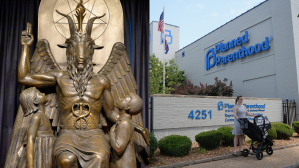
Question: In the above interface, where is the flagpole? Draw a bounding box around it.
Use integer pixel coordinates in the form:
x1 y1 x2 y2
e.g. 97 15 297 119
163 6 165 94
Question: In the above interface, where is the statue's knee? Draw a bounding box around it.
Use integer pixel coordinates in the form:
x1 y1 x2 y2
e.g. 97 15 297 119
95 154 109 168
95 153 109 165
95 154 104 161
58 152 77 166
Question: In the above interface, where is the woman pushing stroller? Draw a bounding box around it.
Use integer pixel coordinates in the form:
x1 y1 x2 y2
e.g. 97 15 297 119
232 96 257 156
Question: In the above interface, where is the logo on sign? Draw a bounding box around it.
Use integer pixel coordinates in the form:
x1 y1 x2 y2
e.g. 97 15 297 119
206 31 271 70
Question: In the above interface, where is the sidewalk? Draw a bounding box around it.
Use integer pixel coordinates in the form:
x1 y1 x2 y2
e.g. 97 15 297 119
150 144 299 168
184 146 299 168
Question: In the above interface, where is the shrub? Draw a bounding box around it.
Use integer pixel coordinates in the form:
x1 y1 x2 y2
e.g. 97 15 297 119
267 127 277 140
158 135 192 157
195 130 224 150
217 126 234 146
171 77 234 96
149 133 158 158
206 77 234 96
272 122 293 139
217 126 246 146
171 80 201 95
292 121 299 134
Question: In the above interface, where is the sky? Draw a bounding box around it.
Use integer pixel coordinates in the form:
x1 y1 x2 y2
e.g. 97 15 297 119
150 0 266 50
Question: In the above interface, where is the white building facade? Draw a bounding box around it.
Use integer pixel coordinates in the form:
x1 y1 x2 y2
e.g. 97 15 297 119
150 21 180 61
175 0 299 120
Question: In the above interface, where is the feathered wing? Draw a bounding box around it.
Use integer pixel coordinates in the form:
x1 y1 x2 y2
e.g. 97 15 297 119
30 39 61 74
44 93 61 134
5 39 61 168
98 42 149 164
32 39 61 132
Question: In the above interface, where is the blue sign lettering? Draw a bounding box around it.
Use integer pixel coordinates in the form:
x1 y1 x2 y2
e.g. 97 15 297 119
225 114 234 117
218 101 266 122
218 101 223 110
243 104 266 109
161 30 173 44
225 118 234 122
188 110 212 119
206 31 271 70
224 103 234 109
218 101 235 110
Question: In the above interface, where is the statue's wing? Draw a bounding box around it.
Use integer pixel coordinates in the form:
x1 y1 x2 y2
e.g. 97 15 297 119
98 42 149 164
29 39 61 130
5 106 32 168
98 42 138 98
5 40 61 168
30 39 61 130
30 39 61 73
45 93 61 133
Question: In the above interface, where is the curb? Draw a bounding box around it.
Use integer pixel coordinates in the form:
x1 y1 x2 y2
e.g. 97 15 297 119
149 143 299 168
282 162 299 168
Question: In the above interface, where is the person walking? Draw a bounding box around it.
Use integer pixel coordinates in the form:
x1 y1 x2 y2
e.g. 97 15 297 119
232 96 256 156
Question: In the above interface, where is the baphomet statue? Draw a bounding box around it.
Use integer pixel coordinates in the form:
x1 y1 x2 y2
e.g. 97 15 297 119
5 1 149 168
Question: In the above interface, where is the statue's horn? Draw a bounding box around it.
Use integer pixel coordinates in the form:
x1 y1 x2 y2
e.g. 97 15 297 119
56 10 75 36
86 14 106 36
57 43 68 48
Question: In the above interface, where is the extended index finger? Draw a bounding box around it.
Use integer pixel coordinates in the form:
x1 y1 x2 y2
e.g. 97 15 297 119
26 23 32 35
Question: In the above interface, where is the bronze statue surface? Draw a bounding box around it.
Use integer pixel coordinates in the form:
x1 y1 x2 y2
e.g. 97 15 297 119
110 93 144 168
19 87 56 168
5 1 149 167
39 0 124 72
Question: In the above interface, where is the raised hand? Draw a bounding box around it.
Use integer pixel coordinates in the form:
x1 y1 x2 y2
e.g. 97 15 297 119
21 23 34 46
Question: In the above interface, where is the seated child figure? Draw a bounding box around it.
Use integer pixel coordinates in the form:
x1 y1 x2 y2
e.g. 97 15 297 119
19 87 56 168
109 93 143 168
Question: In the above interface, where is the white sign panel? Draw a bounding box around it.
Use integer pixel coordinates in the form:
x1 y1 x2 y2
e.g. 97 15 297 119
152 95 282 141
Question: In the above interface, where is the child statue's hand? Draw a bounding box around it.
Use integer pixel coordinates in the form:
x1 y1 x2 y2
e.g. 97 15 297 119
141 128 150 146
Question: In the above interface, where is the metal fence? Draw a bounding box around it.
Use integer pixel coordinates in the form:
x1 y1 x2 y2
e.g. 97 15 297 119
282 99 296 128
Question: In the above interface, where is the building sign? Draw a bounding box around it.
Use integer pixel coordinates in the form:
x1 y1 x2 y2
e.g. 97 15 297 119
188 110 212 120
160 29 173 44
187 101 266 122
217 101 265 122
152 95 281 141
206 31 271 70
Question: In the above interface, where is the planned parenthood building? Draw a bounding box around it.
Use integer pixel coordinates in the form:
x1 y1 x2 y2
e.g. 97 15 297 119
150 21 180 61
174 0 299 120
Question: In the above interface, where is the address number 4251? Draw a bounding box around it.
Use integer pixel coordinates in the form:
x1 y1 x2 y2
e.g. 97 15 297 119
188 110 212 119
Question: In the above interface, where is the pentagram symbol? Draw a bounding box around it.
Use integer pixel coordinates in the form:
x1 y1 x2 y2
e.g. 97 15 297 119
53 0 109 39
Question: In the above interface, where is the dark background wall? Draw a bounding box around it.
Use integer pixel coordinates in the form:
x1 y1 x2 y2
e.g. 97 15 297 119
0 0 149 166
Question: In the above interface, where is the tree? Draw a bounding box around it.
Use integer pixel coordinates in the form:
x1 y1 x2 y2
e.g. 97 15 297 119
149 54 163 95
149 54 185 95
165 59 185 88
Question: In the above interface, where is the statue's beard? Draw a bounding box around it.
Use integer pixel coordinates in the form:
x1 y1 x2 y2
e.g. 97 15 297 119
67 58 93 98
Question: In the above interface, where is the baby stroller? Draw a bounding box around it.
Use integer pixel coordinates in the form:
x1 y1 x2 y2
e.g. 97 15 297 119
239 116 273 160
